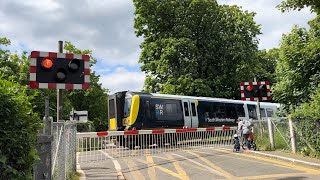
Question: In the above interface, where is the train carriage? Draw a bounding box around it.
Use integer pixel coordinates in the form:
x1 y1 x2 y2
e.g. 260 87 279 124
108 91 281 131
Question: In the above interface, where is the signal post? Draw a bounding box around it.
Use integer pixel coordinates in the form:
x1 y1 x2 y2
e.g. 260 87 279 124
240 81 273 148
30 43 90 180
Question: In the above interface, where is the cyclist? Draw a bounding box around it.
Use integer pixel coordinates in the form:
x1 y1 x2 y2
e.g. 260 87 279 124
242 118 253 150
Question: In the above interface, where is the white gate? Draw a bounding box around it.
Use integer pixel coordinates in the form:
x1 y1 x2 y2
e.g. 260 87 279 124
76 126 237 163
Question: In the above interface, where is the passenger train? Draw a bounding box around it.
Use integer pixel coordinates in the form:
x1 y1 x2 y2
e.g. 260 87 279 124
108 91 281 131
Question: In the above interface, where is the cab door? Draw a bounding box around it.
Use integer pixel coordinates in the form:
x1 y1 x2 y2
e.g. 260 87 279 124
182 99 199 128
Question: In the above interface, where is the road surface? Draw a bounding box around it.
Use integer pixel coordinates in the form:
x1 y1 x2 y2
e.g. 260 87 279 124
78 147 320 180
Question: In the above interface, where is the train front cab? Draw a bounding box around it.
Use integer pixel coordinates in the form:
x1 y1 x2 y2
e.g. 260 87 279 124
108 91 141 131
108 91 126 131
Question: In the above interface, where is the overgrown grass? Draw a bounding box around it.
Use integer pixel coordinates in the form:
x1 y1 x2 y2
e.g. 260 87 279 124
255 129 290 151
70 172 81 180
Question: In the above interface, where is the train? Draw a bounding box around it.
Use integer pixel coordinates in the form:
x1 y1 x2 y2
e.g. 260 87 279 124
107 91 281 131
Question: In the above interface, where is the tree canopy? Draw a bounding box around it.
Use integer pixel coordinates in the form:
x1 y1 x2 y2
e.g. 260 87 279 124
133 0 267 99
273 2 320 111
277 0 320 14
64 41 109 131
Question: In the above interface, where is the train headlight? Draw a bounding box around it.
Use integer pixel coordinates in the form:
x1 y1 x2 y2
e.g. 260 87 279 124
123 119 129 125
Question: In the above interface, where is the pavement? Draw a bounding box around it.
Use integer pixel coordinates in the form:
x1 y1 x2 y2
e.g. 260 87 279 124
248 150 320 169
77 148 320 180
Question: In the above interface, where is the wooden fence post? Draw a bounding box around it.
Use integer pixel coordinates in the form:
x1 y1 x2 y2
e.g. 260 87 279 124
267 118 275 150
288 118 296 153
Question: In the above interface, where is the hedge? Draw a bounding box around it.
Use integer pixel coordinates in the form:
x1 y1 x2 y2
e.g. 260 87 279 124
0 75 41 180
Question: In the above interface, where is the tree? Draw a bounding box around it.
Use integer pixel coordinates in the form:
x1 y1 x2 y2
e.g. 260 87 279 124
0 74 41 180
272 0 320 158
254 48 279 88
63 41 109 131
272 13 320 110
133 0 262 99
290 87 320 158
277 0 320 14
0 38 20 80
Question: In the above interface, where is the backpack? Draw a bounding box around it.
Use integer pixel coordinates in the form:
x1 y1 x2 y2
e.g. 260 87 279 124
242 119 253 129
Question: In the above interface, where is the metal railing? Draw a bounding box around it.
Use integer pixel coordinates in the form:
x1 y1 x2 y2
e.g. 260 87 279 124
52 122 77 180
76 126 237 163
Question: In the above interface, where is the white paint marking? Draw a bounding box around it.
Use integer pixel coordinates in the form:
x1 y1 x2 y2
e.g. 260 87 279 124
76 152 86 180
30 58 37 66
74 54 82 59
248 150 320 168
40 51 49 57
99 150 125 179
171 153 226 177
30 73 36 81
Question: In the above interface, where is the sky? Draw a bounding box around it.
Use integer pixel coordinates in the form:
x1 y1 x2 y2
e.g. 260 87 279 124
0 0 316 94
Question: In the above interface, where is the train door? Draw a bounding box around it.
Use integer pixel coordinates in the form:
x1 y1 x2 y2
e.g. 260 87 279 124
182 99 199 128
259 107 267 121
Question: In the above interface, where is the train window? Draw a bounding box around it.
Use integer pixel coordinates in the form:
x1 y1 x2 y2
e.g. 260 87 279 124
235 104 245 117
166 103 177 116
247 104 257 119
197 101 212 122
212 103 226 118
184 102 189 116
225 104 237 119
266 108 274 117
145 101 151 118
108 99 115 119
260 108 266 117
124 97 131 118
191 103 196 116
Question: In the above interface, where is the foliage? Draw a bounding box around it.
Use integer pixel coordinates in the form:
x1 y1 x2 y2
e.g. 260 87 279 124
277 0 320 14
254 120 290 151
64 41 109 131
272 19 320 111
255 49 279 86
76 121 95 132
273 1 320 157
133 0 264 99
290 88 320 158
0 74 42 180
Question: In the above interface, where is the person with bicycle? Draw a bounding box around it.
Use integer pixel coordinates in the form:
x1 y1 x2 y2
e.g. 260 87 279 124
242 118 253 150
236 118 243 144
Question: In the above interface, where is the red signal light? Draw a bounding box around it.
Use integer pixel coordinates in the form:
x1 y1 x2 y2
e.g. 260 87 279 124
41 57 54 69
246 85 253 91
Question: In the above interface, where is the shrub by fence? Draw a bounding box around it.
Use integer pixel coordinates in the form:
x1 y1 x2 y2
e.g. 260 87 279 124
0 76 41 180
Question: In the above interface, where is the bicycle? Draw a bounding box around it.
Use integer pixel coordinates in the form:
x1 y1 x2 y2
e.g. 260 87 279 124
241 139 257 151
241 133 257 151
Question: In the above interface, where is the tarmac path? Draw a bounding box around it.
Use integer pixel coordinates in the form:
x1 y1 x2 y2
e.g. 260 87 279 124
78 147 320 180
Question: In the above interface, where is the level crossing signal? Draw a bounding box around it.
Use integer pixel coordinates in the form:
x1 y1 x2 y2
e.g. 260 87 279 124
29 51 90 89
240 81 271 101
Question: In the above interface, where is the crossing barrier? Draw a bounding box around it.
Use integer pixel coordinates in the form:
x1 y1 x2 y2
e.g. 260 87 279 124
77 126 237 162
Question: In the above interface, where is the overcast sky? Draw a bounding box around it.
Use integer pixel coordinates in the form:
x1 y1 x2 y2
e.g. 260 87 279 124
0 0 316 94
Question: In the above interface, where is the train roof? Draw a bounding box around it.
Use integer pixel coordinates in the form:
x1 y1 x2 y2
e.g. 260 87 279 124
126 91 280 107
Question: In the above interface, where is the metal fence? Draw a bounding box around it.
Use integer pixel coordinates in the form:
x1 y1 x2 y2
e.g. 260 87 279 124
251 118 291 151
52 121 77 180
254 117 320 157
291 118 320 157
76 126 237 163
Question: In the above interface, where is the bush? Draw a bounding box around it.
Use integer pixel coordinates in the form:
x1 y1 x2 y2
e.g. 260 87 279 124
0 75 41 180
77 121 95 132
